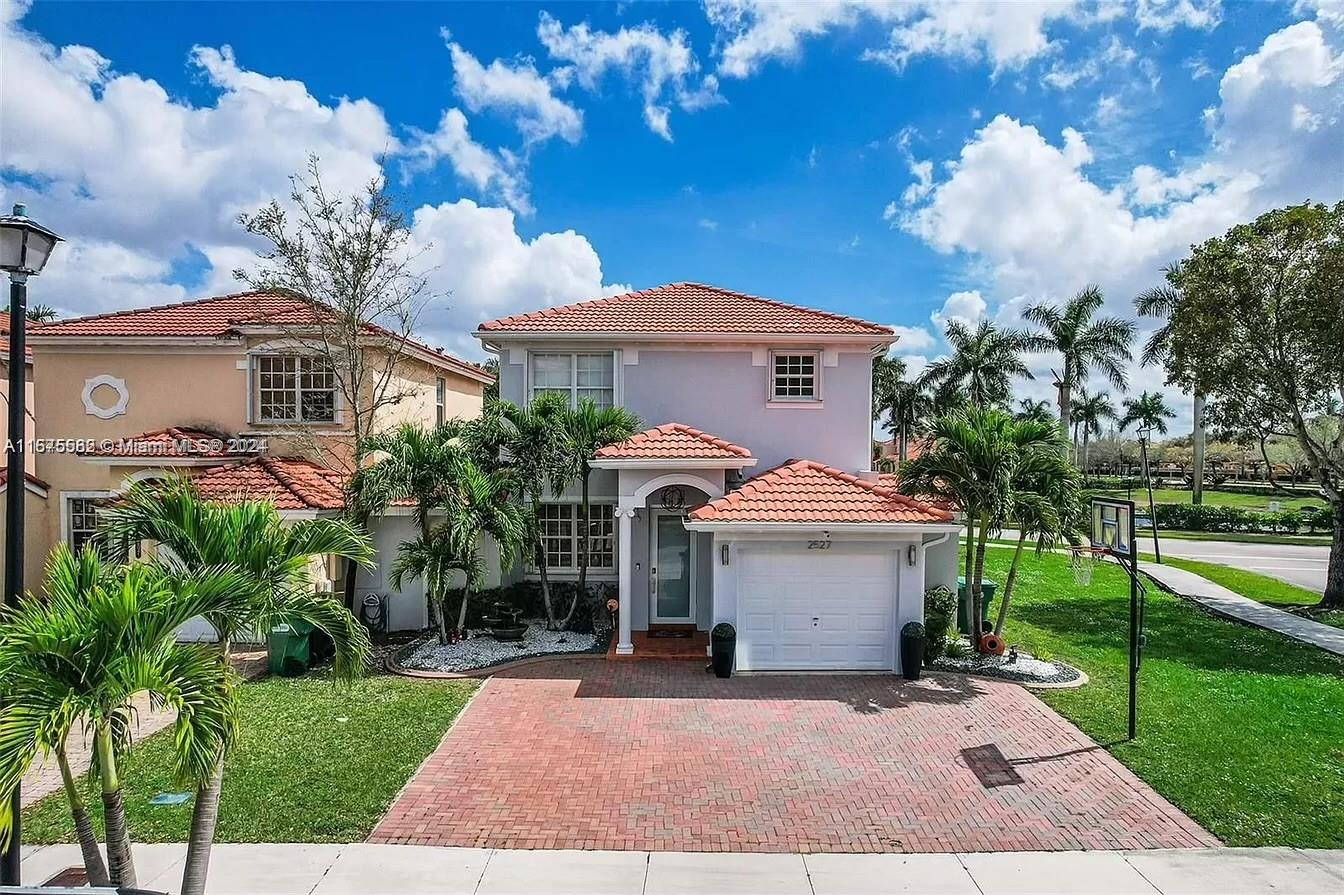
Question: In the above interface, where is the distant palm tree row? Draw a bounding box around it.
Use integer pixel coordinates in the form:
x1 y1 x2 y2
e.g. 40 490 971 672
874 285 1181 472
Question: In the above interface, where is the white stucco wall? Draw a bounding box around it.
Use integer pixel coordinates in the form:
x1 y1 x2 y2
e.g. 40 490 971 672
363 515 504 632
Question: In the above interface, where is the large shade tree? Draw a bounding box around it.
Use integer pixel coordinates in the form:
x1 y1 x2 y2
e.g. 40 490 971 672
1153 201 1344 607
924 319 1041 408
1023 286 1135 454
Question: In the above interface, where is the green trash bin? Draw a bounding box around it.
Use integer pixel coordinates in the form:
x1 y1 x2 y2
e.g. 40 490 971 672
956 577 998 635
268 618 315 677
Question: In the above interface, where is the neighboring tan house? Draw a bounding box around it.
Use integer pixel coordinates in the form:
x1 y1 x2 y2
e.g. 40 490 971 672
0 312 48 585
26 291 493 634
472 283 961 674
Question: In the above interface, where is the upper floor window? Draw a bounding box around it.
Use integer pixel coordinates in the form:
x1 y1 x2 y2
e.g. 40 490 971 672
771 351 819 402
435 376 446 426
255 354 336 423
530 352 614 410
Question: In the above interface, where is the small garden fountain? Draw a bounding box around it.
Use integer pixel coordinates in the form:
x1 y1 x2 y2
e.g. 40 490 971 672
481 602 527 641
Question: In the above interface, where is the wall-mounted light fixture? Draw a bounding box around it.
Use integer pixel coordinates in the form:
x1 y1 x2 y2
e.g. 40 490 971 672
907 543 918 567
720 543 730 566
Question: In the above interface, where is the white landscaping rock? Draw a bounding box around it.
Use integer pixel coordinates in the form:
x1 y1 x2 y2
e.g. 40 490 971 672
400 623 600 672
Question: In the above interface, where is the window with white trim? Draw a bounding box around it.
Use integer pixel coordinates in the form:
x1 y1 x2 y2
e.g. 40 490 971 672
66 497 103 553
770 351 819 401
536 503 615 571
435 377 446 426
254 354 336 423
529 353 614 409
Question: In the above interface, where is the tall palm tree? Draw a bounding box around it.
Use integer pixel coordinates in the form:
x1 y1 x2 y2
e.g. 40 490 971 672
924 319 1043 408
93 480 373 895
1014 398 1054 425
1023 286 1136 453
1119 391 1177 435
497 394 571 629
0 547 248 887
559 399 640 625
1073 390 1118 477
355 423 467 639
873 356 933 464
1136 268 1208 502
898 408 1059 650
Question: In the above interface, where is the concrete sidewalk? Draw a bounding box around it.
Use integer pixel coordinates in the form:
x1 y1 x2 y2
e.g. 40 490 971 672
18 843 1344 894
1140 561 1344 657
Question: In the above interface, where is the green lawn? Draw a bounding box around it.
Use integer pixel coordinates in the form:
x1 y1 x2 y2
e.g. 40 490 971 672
24 672 476 844
983 548 1344 848
1093 487 1324 512
1163 556 1343 630
1147 530 1330 546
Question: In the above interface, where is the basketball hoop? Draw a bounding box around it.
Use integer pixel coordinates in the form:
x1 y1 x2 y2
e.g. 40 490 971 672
1069 545 1107 586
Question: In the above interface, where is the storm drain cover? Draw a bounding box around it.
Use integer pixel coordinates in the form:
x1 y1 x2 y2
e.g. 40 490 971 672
961 743 1025 788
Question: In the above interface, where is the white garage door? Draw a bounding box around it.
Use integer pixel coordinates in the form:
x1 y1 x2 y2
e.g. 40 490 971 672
737 545 897 671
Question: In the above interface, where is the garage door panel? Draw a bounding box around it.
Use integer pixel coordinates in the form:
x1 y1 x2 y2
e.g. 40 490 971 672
736 545 897 672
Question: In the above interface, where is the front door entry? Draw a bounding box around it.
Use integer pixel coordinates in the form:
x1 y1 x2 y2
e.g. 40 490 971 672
651 511 694 622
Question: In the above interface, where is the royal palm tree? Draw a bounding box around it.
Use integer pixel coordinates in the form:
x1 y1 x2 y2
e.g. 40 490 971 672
497 394 571 629
0 547 248 887
1073 390 1118 478
873 356 933 464
1119 391 1177 436
924 319 1042 408
898 408 1059 650
1014 398 1054 425
559 399 640 625
1023 286 1135 453
93 480 373 895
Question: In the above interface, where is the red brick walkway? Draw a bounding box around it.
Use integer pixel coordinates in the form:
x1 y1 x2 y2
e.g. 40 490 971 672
371 659 1216 853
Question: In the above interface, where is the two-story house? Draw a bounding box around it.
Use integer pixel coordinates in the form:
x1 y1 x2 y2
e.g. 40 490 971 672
472 283 961 673
25 291 494 634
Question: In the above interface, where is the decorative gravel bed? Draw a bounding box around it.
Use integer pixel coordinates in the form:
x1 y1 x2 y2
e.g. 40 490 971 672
398 623 605 673
931 647 1085 687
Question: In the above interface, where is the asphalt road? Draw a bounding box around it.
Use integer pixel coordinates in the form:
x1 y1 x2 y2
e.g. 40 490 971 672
1140 536 1330 594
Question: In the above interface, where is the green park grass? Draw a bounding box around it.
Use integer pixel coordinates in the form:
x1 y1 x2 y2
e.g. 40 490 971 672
983 548 1344 848
23 672 476 844
1163 556 1343 631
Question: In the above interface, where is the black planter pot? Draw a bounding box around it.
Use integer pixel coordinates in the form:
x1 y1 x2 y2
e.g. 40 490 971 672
710 623 736 678
900 621 926 681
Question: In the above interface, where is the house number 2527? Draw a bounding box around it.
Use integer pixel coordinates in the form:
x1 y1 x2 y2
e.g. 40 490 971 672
806 540 832 550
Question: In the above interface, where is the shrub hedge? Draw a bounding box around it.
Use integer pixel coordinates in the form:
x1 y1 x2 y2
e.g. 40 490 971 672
445 579 617 634
1152 503 1332 535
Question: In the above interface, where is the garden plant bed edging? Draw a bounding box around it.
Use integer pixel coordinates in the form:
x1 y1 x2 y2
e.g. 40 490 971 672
931 649 1087 689
391 623 610 676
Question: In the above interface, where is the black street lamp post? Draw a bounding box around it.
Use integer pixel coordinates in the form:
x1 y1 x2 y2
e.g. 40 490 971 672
0 203 63 887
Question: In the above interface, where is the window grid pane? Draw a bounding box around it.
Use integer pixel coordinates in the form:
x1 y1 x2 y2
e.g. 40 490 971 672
772 354 817 399
535 503 617 571
530 353 614 409
68 498 102 553
539 503 574 569
584 504 615 568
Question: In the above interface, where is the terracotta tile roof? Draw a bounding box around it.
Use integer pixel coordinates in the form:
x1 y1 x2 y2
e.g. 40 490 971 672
30 291 491 382
876 472 958 513
478 283 892 337
688 459 954 524
0 312 34 358
594 423 753 461
79 426 261 460
0 468 50 491
190 456 348 511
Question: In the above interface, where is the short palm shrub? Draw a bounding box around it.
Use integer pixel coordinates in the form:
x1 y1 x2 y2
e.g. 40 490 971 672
923 585 957 662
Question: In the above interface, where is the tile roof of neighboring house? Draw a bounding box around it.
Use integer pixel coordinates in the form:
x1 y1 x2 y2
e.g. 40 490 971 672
190 456 348 511
688 459 954 524
876 472 958 514
0 468 50 492
876 438 927 462
78 426 261 460
30 291 492 382
594 423 753 461
477 283 893 337
0 312 34 358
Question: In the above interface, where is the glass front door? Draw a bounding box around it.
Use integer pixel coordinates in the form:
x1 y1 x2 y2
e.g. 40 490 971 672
652 512 693 621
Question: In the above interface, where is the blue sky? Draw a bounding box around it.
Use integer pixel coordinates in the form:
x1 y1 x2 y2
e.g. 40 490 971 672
3 1 1341 432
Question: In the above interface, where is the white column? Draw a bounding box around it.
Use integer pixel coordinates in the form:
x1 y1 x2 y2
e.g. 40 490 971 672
616 506 634 655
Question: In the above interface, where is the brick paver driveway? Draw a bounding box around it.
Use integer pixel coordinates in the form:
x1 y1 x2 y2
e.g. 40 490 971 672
372 659 1216 853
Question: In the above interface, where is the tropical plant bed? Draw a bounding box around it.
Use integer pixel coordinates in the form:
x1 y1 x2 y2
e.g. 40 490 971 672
930 643 1085 687
397 623 608 672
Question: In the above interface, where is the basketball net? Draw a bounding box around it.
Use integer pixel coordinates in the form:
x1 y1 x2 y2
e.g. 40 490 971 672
1070 545 1104 586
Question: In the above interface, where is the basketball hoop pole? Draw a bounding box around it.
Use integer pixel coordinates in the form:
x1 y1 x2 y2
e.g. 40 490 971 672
1090 496 1144 741
1126 501 1140 740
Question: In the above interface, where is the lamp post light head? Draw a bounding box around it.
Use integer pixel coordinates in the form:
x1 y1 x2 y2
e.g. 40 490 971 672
0 204 63 279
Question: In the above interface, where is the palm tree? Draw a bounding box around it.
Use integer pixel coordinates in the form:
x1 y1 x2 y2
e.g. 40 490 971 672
1073 390 1118 478
559 399 640 625
93 480 373 895
898 407 1058 650
1136 268 1208 502
1119 391 1177 435
1014 398 1054 425
0 547 248 887
873 356 933 464
25 304 57 323
497 394 571 629
355 423 467 640
1023 286 1136 454
924 319 1043 408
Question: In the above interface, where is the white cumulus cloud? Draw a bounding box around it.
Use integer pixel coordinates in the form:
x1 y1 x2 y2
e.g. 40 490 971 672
445 35 583 146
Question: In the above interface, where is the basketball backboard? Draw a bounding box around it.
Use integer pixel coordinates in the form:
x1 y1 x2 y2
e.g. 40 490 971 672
1091 497 1135 558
